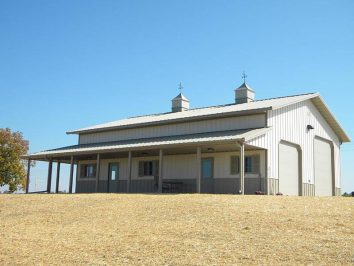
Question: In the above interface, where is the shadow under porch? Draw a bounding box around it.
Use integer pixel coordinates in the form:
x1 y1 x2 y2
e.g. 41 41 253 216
75 143 268 195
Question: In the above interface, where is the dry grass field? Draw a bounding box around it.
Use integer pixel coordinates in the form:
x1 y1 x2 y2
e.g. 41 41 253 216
0 194 353 265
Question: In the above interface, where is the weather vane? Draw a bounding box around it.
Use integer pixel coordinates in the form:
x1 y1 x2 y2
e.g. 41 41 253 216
178 82 183 93
242 71 247 83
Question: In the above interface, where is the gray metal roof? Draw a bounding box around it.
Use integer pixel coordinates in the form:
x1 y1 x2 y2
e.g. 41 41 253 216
235 82 255 92
66 92 349 143
172 93 189 101
25 127 271 159
68 93 316 134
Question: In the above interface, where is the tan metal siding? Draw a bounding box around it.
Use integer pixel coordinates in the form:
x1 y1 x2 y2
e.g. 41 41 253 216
302 183 315 196
78 151 265 180
140 151 265 180
247 100 341 190
213 150 266 179
77 159 129 182
79 114 266 145
163 154 197 180
160 151 266 181
335 187 341 196
267 178 279 195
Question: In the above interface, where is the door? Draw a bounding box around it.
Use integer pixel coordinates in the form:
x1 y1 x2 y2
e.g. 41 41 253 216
279 142 301 195
107 163 119 193
201 158 214 193
314 138 333 196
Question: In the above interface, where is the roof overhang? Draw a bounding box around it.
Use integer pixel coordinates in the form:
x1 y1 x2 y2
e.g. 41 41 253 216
310 95 350 142
67 109 270 135
271 93 350 143
24 127 271 160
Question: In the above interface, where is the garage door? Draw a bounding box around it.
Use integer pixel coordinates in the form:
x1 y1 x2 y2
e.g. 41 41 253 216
314 138 333 196
279 142 300 195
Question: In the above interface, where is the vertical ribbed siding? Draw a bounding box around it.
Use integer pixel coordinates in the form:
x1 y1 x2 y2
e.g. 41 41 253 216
335 187 341 196
302 183 315 196
248 100 341 192
79 114 266 144
267 178 279 195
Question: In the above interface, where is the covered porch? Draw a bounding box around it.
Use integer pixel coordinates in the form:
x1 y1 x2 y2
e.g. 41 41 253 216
24 128 270 195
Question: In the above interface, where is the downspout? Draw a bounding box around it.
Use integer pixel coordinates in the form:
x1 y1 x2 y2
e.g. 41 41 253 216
238 139 245 195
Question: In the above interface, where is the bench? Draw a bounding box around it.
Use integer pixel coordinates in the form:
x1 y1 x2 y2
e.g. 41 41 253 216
162 181 184 193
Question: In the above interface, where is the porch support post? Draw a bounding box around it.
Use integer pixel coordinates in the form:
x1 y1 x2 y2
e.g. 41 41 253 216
55 162 61 193
196 147 201 193
239 141 245 195
46 159 53 193
69 156 74 193
26 159 31 194
158 149 163 193
127 151 132 193
95 154 101 192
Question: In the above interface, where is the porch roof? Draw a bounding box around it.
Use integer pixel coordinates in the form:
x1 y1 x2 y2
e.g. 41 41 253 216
24 127 271 160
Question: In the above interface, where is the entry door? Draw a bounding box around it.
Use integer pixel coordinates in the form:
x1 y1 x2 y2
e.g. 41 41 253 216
279 142 300 195
107 163 119 192
201 158 214 193
314 138 333 196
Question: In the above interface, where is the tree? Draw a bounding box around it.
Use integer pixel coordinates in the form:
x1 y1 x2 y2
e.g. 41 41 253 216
0 128 29 192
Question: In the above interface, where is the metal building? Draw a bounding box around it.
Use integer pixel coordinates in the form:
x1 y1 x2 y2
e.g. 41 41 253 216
24 82 350 195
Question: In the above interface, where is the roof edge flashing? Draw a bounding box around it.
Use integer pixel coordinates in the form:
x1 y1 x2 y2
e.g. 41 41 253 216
271 92 319 111
311 95 350 143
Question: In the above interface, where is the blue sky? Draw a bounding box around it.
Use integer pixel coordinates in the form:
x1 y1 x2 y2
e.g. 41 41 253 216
0 0 353 193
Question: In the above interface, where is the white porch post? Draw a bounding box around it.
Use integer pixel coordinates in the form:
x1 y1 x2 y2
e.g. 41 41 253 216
95 154 101 192
46 159 53 193
26 159 31 194
196 147 201 193
239 142 245 195
158 149 164 193
69 156 74 193
127 151 132 193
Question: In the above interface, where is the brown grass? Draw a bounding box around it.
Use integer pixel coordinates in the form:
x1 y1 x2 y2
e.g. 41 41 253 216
0 194 353 265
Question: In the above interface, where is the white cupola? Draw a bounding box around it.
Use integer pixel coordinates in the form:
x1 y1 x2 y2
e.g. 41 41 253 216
234 82 255 104
171 93 190 112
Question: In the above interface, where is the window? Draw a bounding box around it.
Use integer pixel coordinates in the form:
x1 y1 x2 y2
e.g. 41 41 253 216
202 158 213 179
230 155 260 174
109 163 119 181
138 160 159 177
80 164 96 178
245 156 253 173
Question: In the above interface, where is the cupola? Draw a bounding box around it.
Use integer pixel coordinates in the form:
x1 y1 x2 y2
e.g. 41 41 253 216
171 93 189 112
235 82 255 104
171 82 190 112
